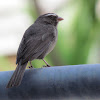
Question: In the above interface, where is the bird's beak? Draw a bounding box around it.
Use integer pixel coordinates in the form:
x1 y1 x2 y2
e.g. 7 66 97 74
57 17 64 21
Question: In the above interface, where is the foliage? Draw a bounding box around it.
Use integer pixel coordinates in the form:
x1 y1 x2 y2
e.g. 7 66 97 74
29 0 100 67
1 0 100 71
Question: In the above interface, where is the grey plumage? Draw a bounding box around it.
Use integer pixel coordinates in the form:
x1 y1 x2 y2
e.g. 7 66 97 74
6 62 27 88
6 13 63 88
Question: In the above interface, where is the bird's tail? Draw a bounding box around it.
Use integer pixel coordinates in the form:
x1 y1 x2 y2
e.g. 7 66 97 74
6 62 27 88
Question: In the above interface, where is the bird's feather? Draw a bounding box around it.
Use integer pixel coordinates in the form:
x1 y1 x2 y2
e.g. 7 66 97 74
16 24 55 65
6 62 27 88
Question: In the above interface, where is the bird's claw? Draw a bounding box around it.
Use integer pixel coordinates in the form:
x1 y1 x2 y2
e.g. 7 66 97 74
47 64 50 67
28 65 33 69
42 65 47 67
42 65 51 67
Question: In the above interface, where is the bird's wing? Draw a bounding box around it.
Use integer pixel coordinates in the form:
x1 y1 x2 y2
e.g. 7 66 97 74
16 27 54 64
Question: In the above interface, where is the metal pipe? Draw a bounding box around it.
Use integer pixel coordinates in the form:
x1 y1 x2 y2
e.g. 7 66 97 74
0 64 100 100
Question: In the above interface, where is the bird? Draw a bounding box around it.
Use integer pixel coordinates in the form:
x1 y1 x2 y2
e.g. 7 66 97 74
6 13 64 88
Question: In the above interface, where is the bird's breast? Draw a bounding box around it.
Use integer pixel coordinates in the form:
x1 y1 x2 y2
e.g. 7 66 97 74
47 29 58 54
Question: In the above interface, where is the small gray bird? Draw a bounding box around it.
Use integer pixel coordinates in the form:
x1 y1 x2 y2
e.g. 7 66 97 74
6 13 63 88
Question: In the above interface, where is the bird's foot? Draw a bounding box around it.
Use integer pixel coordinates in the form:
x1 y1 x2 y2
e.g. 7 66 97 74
42 65 50 67
42 59 51 67
42 65 47 67
28 65 33 69
47 64 51 67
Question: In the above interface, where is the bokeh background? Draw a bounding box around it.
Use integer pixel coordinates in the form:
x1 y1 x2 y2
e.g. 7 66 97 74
0 0 100 71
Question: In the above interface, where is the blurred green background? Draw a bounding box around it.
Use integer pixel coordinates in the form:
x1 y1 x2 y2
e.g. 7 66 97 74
0 0 100 71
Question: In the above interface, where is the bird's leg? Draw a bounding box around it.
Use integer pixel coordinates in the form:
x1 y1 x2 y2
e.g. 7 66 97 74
28 61 34 69
42 59 51 67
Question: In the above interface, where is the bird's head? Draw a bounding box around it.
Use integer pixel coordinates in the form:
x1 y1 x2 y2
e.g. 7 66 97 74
35 13 64 26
